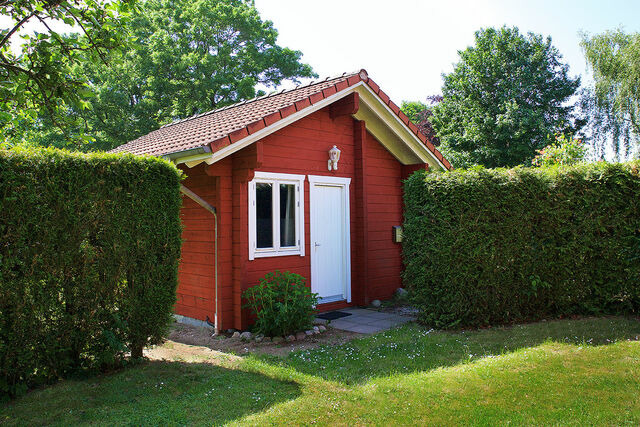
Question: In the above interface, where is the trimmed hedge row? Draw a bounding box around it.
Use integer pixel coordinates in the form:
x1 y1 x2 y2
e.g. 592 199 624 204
0 147 182 398
403 162 640 328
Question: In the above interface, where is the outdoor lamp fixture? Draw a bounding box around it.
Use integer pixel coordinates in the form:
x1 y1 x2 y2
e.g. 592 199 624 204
328 145 341 171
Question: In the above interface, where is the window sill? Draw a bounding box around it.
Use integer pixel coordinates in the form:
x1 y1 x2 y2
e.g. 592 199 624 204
252 249 304 259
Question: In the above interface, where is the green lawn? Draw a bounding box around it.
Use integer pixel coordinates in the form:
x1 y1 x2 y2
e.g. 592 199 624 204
2 317 640 425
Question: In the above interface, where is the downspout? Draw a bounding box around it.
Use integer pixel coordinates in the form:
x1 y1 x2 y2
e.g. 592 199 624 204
179 184 219 335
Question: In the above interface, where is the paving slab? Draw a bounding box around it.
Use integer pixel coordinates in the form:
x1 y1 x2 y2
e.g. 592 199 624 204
329 319 359 329
327 307 415 334
343 324 384 334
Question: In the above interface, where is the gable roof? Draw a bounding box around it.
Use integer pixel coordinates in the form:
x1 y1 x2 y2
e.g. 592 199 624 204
110 69 452 170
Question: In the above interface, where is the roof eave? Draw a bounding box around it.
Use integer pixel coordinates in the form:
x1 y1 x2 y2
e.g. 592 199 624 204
161 145 212 166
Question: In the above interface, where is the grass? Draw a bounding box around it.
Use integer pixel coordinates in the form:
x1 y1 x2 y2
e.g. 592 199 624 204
2 317 640 425
0 361 301 425
267 315 640 384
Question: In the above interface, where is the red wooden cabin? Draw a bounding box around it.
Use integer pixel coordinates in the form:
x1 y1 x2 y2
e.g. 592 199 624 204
112 69 451 332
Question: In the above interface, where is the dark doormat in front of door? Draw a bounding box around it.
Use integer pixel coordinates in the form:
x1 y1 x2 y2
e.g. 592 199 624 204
317 311 352 321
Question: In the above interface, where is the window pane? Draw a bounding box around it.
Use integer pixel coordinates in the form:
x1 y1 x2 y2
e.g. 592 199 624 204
280 184 296 247
256 183 273 248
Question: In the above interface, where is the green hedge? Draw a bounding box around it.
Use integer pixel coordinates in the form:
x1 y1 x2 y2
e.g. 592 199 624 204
403 162 640 328
0 147 182 398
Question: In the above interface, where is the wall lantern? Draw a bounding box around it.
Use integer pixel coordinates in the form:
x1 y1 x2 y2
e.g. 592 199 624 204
328 145 341 171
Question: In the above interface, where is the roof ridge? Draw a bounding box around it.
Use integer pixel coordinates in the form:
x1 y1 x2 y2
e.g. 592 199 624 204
160 70 361 130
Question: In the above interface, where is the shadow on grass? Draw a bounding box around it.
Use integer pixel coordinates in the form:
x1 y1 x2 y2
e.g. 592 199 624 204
0 360 301 426
256 316 640 385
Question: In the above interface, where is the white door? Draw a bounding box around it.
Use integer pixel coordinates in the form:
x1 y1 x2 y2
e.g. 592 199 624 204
309 176 351 303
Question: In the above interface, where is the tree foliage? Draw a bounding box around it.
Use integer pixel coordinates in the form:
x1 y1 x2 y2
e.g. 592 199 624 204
400 96 442 145
64 0 316 150
430 26 581 168
0 0 136 144
401 101 428 125
580 29 640 160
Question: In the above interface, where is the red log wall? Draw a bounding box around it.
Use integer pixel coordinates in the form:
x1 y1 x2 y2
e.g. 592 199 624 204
176 163 217 322
175 105 419 330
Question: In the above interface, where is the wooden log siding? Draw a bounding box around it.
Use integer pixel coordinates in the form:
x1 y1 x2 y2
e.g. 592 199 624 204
175 105 425 330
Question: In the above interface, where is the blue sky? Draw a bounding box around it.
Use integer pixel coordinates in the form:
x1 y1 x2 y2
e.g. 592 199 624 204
255 0 640 103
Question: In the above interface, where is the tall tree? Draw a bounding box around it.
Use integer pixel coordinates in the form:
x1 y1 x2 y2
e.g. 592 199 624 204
430 27 581 168
0 0 136 144
67 0 316 150
580 29 640 160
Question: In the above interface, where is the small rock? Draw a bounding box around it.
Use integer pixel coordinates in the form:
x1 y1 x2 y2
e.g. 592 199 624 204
240 331 252 341
254 334 264 343
313 318 328 325
318 325 327 332
286 335 296 342
395 287 408 298
371 299 382 308
272 336 284 344
305 330 314 336
226 328 237 334
232 331 241 338
295 331 306 341
313 326 320 334
263 336 272 343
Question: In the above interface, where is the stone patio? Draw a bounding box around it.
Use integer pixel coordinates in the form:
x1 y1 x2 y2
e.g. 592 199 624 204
325 307 415 334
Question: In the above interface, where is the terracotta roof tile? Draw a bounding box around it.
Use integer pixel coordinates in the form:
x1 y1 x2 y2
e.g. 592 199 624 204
246 119 266 135
110 72 359 157
388 100 400 115
110 69 452 170
309 92 324 104
367 79 380 94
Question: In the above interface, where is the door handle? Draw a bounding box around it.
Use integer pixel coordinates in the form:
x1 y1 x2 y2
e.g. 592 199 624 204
314 242 321 247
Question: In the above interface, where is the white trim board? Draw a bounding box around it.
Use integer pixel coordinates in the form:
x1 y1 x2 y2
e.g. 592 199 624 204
307 175 352 185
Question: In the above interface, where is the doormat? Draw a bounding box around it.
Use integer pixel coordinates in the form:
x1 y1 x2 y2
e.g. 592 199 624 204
317 311 352 321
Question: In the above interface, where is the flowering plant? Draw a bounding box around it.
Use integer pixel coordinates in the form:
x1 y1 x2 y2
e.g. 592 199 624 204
532 134 588 167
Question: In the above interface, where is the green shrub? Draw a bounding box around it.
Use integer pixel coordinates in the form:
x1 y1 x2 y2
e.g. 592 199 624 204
0 146 182 399
403 162 640 328
243 271 318 337
532 134 588 167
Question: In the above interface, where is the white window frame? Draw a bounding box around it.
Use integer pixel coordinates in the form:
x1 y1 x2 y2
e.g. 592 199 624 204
248 171 305 260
